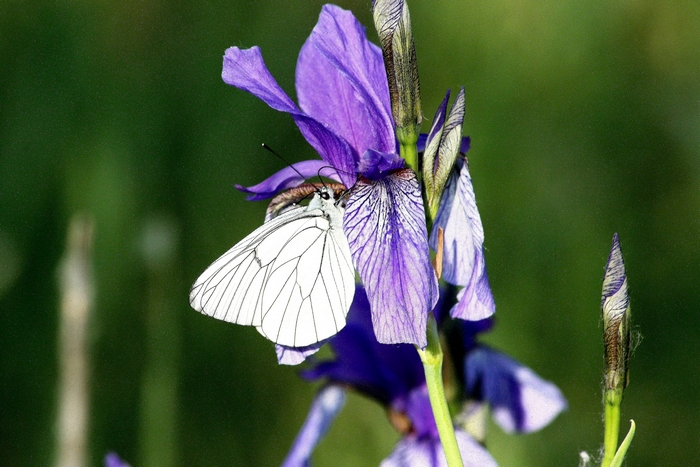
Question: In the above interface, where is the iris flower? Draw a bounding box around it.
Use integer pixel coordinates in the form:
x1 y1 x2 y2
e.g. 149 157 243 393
222 4 437 350
281 286 567 466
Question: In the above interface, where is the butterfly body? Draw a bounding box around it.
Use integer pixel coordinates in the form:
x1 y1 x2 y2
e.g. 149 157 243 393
190 187 355 347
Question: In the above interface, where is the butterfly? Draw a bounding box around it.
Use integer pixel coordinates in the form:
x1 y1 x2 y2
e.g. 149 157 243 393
189 185 356 347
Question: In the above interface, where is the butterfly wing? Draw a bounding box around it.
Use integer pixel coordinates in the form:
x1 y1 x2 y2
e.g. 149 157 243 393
190 205 355 347
256 212 355 346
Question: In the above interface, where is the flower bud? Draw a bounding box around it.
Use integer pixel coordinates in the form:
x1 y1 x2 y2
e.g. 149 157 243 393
373 0 421 147
422 88 466 219
601 233 631 392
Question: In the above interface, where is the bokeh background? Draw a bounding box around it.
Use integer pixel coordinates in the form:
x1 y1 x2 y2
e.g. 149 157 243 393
1 0 699 465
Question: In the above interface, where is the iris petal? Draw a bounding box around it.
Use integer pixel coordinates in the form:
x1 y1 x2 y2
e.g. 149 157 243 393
275 342 324 366
358 149 405 180
431 160 494 321
281 386 346 467
236 160 341 201
344 169 438 347
465 348 567 433
297 5 395 157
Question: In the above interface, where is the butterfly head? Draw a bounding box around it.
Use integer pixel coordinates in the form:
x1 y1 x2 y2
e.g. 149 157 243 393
265 183 347 221
309 186 338 211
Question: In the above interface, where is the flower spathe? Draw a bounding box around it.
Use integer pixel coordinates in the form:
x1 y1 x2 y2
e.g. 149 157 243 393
222 4 437 349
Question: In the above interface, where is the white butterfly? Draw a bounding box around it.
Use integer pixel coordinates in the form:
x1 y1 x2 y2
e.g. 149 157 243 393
189 186 356 347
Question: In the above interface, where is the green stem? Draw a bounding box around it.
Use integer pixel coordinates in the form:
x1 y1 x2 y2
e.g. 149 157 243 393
398 129 420 178
601 389 622 467
417 315 464 467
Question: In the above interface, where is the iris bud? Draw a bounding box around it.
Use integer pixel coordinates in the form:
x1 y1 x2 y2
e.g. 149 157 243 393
373 0 422 167
602 233 631 393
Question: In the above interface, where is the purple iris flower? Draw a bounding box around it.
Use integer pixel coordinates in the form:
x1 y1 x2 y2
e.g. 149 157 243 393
222 4 438 349
281 286 567 466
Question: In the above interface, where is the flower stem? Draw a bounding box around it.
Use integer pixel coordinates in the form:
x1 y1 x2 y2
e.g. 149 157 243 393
601 389 622 467
417 315 464 467
398 131 420 178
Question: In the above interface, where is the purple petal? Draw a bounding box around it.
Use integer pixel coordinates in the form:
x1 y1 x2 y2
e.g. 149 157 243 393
281 385 346 467
451 277 495 322
358 149 405 180
380 430 498 467
465 348 567 433
431 160 494 321
235 160 341 200
344 169 438 347
104 453 131 467
297 5 395 156
222 46 298 113
276 342 324 366
222 46 357 187
292 115 358 188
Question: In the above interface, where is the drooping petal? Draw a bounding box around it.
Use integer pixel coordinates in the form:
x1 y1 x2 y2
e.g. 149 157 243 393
297 5 395 157
380 430 498 467
236 160 341 200
465 348 567 434
276 342 324 366
431 159 494 321
344 169 438 347
451 278 495 322
222 46 357 187
281 385 347 467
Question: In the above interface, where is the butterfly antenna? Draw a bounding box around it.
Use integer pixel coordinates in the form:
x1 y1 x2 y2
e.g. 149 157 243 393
261 143 306 181
315 168 329 190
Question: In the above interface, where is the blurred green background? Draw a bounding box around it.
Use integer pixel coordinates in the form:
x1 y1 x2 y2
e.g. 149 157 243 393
1 0 699 465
